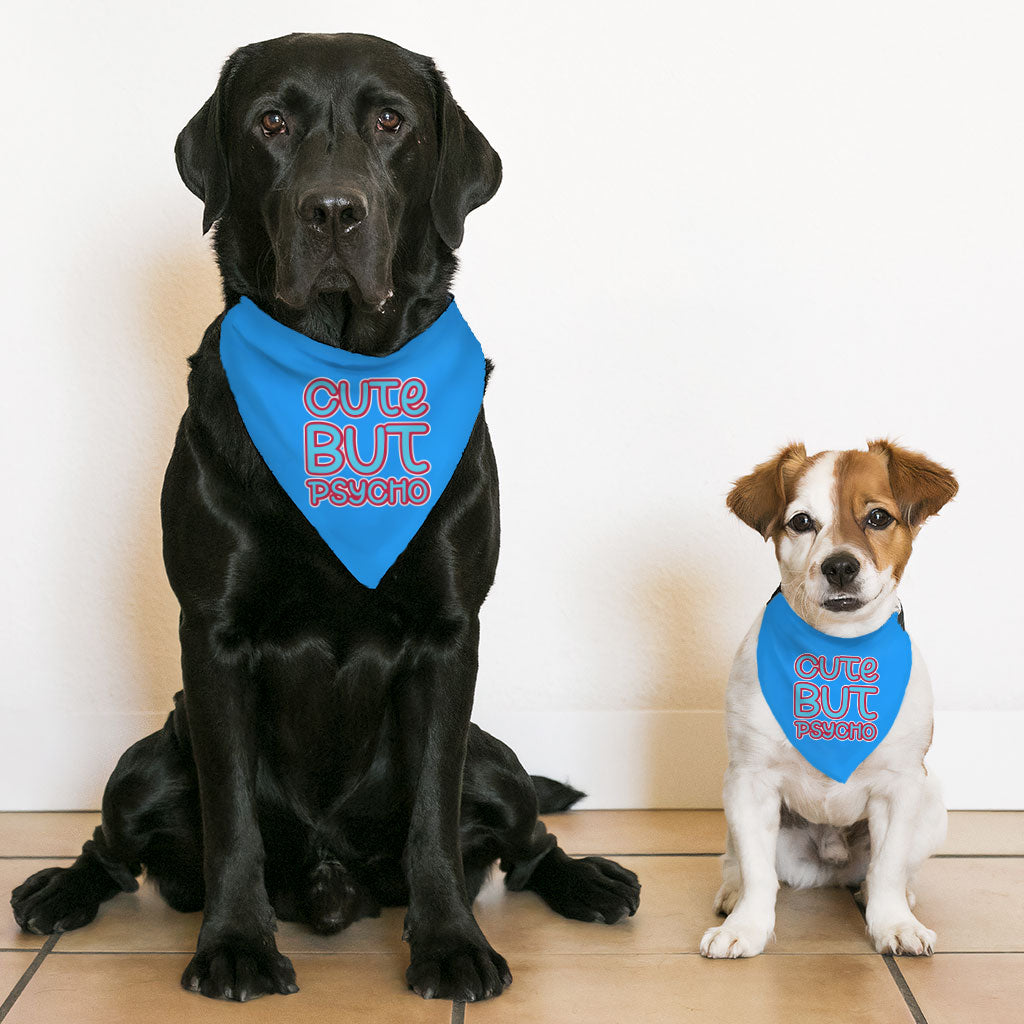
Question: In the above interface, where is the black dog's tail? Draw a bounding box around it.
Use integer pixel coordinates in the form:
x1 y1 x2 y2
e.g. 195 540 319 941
531 776 586 813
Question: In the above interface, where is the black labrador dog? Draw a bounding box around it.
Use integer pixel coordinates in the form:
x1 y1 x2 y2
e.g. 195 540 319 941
11 33 640 1003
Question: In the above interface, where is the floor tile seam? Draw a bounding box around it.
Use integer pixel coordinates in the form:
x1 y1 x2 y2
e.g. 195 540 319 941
0 857 77 861
881 954 929 1024
0 933 59 1022
845 884 930 1024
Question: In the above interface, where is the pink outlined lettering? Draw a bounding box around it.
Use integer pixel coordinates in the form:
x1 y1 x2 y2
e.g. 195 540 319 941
369 378 404 417
304 421 346 475
848 684 879 721
368 479 389 504
407 479 430 505
342 424 388 476
816 656 842 682
307 480 331 506
794 654 819 679
793 683 819 718
818 684 852 721
400 378 430 417
336 380 373 418
303 378 339 417
391 422 431 474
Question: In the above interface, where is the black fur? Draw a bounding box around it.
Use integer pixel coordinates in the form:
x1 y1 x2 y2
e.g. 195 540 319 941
11 33 639 1003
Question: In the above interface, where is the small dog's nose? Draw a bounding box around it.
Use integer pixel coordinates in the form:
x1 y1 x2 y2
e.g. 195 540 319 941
298 190 368 233
821 553 860 589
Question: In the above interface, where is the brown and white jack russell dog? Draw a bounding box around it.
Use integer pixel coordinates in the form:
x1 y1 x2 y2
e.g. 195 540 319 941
701 440 957 959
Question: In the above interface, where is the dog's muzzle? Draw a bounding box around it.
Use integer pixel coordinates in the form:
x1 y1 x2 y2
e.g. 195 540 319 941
273 183 395 310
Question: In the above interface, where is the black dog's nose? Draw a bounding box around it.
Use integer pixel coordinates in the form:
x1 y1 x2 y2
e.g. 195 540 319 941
821 553 860 588
298 190 368 233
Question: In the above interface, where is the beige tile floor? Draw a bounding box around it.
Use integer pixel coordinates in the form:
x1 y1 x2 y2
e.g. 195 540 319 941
1 810 1021 1022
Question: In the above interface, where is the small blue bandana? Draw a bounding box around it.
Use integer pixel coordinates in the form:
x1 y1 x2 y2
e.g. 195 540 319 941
219 296 486 588
756 592 912 783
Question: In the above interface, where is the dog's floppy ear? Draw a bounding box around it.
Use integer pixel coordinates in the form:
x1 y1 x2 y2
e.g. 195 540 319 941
868 439 958 531
175 52 241 235
727 443 808 539
429 65 502 250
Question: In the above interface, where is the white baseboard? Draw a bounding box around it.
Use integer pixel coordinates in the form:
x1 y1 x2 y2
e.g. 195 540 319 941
1 708 1020 810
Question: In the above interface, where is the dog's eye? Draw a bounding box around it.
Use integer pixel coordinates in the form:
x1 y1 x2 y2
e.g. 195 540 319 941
260 111 288 137
865 508 894 530
376 109 403 132
788 512 815 533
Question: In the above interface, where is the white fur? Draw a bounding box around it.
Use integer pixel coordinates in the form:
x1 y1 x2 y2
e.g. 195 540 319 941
700 455 946 960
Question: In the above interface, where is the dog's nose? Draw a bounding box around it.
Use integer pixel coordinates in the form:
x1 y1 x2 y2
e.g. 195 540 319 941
298 190 368 233
821 553 860 589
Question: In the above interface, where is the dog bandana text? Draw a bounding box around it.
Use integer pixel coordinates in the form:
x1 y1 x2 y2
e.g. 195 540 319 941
219 296 486 588
756 591 912 783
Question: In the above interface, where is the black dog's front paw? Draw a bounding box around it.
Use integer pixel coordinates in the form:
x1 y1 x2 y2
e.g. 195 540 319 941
526 850 641 924
181 934 298 1002
12 866 104 935
406 928 512 1002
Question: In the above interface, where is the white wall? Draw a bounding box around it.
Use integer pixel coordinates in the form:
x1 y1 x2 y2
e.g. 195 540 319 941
2 0 1022 809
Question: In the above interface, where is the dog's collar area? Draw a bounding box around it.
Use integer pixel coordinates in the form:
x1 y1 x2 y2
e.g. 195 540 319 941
231 294 461 362
766 585 905 632
757 590 913 784
218 294 486 588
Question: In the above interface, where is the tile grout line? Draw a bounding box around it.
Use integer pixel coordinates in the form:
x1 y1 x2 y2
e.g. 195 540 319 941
880 955 929 1024
0 933 59 1022
845 887 929 1024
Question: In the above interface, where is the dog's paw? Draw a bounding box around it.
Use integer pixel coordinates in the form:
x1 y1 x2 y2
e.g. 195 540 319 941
406 931 511 1002
533 855 640 924
522 850 641 924
713 882 740 916
870 919 936 957
700 919 771 959
181 935 298 1001
11 866 102 935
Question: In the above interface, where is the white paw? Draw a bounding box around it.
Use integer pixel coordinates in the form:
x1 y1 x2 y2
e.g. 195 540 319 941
712 883 740 916
700 919 771 959
871 919 936 956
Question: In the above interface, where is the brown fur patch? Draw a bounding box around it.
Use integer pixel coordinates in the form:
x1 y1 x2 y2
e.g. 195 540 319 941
832 450 913 580
867 439 959 531
727 443 814 539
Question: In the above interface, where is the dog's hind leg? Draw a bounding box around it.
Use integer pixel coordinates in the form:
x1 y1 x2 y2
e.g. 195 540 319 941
11 695 203 934
460 725 641 924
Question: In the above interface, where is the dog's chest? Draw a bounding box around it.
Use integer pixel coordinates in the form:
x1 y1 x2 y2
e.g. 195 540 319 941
726 613 934 827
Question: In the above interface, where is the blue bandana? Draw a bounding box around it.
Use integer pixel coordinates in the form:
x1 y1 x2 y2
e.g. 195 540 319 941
756 592 912 783
219 296 486 588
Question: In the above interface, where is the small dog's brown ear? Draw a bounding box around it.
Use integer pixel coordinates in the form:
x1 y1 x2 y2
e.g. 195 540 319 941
727 443 808 539
868 439 958 530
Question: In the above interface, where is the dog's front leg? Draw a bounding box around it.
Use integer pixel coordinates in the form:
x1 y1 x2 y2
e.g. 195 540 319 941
863 786 936 956
700 769 780 958
178 621 297 1001
401 616 510 1002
